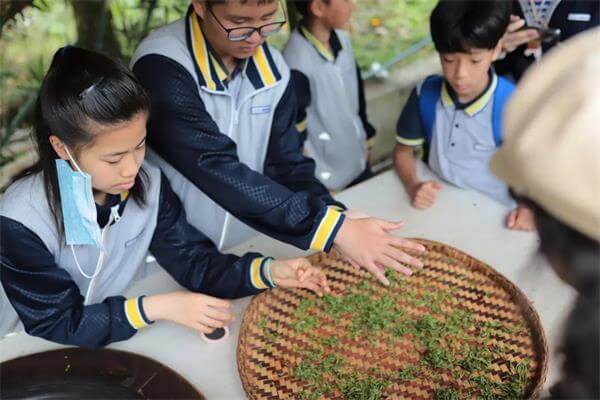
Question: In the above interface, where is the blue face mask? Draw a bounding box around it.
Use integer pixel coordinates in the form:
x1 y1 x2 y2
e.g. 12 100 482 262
55 148 103 249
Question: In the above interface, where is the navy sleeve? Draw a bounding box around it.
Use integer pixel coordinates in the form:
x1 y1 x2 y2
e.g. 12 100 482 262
549 0 598 44
149 175 273 299
396 87 425 146
356 62 376 142
133 54 344 252
265 79 345 209
0 217 140 348
290 69 310 143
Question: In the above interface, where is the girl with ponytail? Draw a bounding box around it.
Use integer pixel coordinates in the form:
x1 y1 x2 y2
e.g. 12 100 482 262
0 46 330 348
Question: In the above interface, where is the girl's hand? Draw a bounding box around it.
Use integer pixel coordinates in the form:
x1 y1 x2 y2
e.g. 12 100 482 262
143 292 234 334
269 258 331 297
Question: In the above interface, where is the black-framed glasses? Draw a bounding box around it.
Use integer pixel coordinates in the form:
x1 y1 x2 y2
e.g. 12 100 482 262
208 6 286 42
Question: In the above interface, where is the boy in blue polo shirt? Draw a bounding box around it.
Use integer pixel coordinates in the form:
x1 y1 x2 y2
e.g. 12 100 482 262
393 0 535 231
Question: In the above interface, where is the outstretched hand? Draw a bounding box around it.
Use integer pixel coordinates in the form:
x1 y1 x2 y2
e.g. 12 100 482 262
334 217 425 286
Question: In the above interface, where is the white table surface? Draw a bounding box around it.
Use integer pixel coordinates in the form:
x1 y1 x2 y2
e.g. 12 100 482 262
0 165 577 399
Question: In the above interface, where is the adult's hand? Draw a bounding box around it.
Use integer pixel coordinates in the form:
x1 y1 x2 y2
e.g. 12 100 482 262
502 15 540 53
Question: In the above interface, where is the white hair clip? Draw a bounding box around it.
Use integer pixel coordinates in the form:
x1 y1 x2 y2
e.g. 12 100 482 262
78 78 104 100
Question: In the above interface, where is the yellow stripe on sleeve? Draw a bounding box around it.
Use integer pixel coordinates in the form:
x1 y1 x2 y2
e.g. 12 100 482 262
250 258 268 289
124 297 147 330
310 206 343 251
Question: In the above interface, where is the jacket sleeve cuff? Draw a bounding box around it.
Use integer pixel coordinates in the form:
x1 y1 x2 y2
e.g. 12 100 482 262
124 296 153 330
309 206 345 252
249 257 275 289
325 197 347 212
396 136 425 146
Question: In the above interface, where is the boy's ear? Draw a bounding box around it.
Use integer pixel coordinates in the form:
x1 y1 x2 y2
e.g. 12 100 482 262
191 0 207 19
491 41 503 62
310 0 326 18
49 135 69 161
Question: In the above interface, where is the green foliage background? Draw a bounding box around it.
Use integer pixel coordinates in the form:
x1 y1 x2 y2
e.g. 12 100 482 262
0 0 436 164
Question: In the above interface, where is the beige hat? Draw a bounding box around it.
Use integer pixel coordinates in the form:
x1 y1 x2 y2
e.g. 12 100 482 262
491 28 600 241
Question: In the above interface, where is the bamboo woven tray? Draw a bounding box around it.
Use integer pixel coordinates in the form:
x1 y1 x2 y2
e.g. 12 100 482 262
238 239 547 399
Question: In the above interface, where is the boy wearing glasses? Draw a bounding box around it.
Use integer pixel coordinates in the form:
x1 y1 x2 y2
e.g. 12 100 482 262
131 0 426 286
283 0 376 191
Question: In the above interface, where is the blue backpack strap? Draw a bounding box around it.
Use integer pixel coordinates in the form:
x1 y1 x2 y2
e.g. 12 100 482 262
491 76 516 147
418 75 444 145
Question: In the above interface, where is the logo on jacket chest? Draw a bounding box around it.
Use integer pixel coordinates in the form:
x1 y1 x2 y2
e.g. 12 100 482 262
251 105 272 115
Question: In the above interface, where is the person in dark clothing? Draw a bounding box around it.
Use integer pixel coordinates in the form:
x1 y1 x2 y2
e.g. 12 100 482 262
496 0 599 81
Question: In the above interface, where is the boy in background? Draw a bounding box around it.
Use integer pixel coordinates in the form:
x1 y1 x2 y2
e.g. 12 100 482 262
283 0 376 191
393 0 535 231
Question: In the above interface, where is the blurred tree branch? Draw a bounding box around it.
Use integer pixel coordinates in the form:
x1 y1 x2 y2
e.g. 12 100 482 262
141 0 158 40
2 1 123 60
1 0 35 31
70 0 123 60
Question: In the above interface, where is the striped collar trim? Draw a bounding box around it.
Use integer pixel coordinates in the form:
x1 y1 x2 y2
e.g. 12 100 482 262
441 73 498 116
186 11 281 92
299 25 342 62
245 44 282 90
441 82 454 108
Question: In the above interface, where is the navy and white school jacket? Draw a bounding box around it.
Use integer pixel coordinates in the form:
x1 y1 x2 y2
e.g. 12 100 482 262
0 163 274 348
131 9 345 251
283 26 375 191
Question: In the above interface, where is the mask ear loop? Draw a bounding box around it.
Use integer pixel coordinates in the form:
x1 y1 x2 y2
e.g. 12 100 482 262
82 249 106 305
61 145 116 303
70 246 104 280
83 206 120 305
70 205 113 281
63 146 84 174
62 144 102 280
